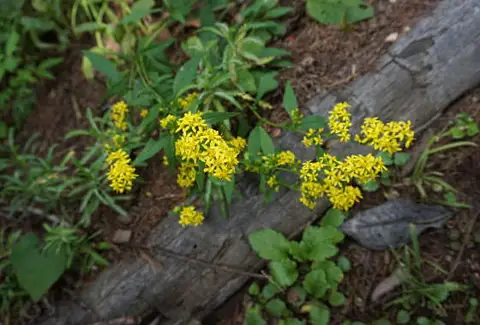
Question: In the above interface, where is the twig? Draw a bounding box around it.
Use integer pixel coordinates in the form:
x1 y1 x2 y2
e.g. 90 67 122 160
447 212 479 280
84 316 140 325
130 244 266 280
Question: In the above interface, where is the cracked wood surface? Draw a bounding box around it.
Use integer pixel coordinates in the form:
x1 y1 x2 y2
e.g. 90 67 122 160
38 0 480 324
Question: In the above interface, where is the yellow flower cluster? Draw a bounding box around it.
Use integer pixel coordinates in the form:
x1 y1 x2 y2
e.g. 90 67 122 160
106 149 138 193
290 108 304 125
177 92 199 110
328 102 351 142
355 117 415 154
177 162 196 188
177 205 204 227
174 112 244 184
267 175 280 192
302 128 324 148
160 114 177 132
140 109 148 118
299 153 386 211
276 151 296 167
111 101 128 131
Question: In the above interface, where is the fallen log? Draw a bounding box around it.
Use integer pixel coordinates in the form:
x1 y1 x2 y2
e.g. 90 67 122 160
38 0 480 324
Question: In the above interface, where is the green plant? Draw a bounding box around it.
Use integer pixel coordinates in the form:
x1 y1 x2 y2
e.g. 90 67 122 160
306 0 374 28
244 208 348 323
416 316 445 325
388 225 464 317
465 297 478 323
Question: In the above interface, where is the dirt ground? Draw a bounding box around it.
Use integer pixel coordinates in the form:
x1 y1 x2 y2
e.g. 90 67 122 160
13 0 479 323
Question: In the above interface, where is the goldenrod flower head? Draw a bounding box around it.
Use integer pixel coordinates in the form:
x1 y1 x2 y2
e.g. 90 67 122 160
177 162 197 188
302 128 324 148
175 112 208 135
300 161 324 182
140 109 148 117
175 133 202 163
276 151 296 167
111 101 128 131
328 102 352 142
299 181 326 209
356 118 415 154
178 205 204 227
177 92 199 110
326 185 362 211
267 175 280 192
106 149 138 193
291 108 304 125
229 137 247 153
201 140 239 181
160 114 177 132
340 154 387 184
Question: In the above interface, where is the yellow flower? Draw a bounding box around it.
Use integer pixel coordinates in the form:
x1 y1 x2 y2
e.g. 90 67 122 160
340 154 387 184
276 151 296 167
140 109 148 117
177 162 197 188
326 185 362 211
267 175 280 192
178 205 204 227
299 182 326 209
162 155 169 166
229 137 247 152
328 102 352 142
300 161 324 182
355 118 415 154
106 149 138 193
175 112 208 135
111 101 128 131
201 140 239 181
160 114 177 131
177 92 199 110
302 128 324 148
175 133 202 162
290 108 304 125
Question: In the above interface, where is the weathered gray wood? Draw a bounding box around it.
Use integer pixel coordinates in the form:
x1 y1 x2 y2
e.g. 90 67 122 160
38 0 480 324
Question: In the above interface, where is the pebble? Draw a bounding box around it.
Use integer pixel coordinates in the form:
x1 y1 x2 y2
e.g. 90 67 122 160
112 229 132 244
385 32 399 42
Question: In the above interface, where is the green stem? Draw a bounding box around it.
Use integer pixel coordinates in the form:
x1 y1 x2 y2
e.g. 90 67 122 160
246 104 285 129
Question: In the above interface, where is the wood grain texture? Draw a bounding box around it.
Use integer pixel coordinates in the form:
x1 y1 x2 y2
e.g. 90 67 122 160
38 0 480 324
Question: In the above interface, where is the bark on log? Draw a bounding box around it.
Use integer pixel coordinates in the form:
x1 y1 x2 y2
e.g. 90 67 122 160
38 0 480 324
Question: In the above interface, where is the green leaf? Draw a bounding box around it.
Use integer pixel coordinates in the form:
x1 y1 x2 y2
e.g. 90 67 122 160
416 317 430 325
303 269 328 298
20 16 56 31
259 127 275 155
376 152 393 165
173 57 200 96
336 256 352 272
279 319 305 325
248 228 290 261
223 175 235 203
83 51 121 83
287 286 307 307
312 261 344 286
256 71 278 99
329 290 345 306
394 152 411 166
361 180 379 192
346 0 374 24
309 305 330 325
320 208 345 227
296 115 327 132
298 226 344 261
269 259 299 287
238 70 257 93
265 298 288 317
444 191 457 204
248 282 260 296
262 283 281 300
0 121 8 139
246 306 267 325
467 122 479 136
396 310 411 324
202 112 239 125
120 0 154 25
265 7 294 19
6 31 19 56
10 233 67 301
248 126 262 156
283 81 297 117
450 127 465 139
134 138 167 164
75 22 109 33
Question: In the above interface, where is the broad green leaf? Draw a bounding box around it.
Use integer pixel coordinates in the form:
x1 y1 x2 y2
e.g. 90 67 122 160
283 81 297 117
361 180 379 192
298 226 344 261
248 126 262 156
279 319 305 325
259 127 275 155
265 298 288 317
303 269 328 298
6 31 19 56
467 122 479 136
394 152 411 166
223 175 235 203
346 0 374 24
296 115 327 132
173 57 200 96
376 152 393 165
248 228 290 261
245 306 267 325
256 71 278 100
83 51 121 83
10 233 67 301
237 70 257 93
336 256 352 272
312 260 343 285
269 259 299 287
262 283 281 300
306 0 373 25
450 127 465 139
396 310 411 324
202 112 239 125
320 208 345 227
328 290 345 306
309 305 330 325
120 0 154 25
134 138 167 164
248 282 260 296
287 286 307 307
